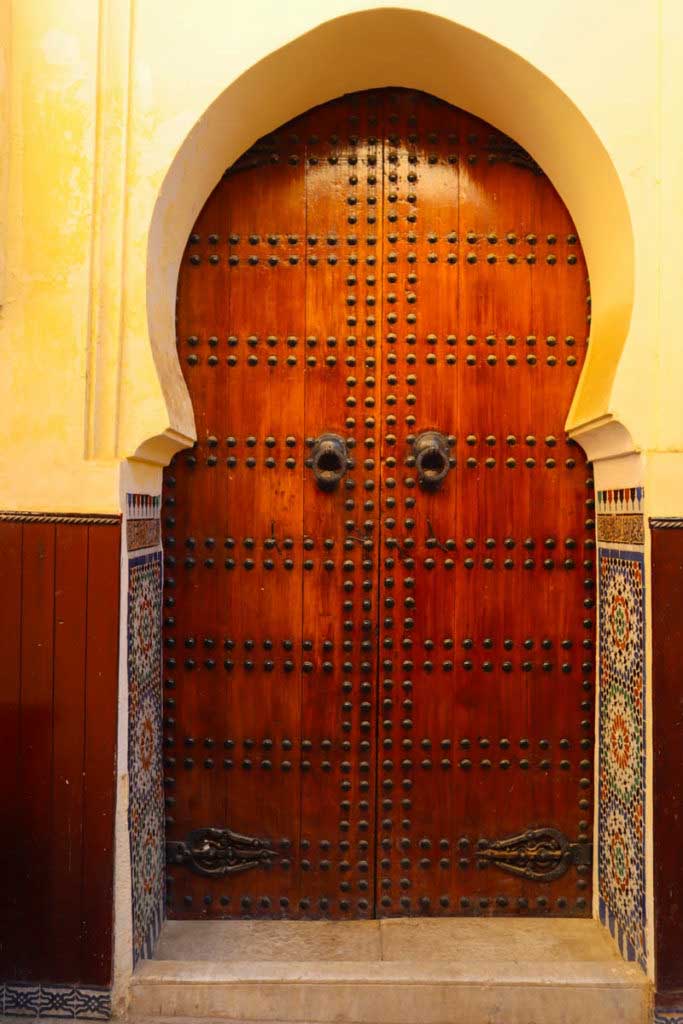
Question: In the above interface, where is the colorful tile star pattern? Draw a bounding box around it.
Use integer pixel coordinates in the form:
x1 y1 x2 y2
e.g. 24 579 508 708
128 549 164 965
598 547 646 971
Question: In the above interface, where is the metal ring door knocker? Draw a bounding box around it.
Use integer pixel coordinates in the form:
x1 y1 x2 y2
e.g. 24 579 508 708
308 433 349 490
413 430 451 488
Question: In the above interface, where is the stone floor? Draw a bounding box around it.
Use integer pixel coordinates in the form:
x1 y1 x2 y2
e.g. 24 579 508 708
128 918 650 1024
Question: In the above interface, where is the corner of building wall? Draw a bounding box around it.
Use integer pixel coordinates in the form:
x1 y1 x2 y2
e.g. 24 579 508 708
129 427 194 469
111 767 133 1017
643 503 656 987
581 436 682 991
591 451 651 978
567 413 640 466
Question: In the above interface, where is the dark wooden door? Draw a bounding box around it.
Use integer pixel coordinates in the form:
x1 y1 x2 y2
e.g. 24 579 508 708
163 89 594 921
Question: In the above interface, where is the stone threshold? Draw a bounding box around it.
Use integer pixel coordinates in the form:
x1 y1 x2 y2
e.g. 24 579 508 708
129 919 650 1024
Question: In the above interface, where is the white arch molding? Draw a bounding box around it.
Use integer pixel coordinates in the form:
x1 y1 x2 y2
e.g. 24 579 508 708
139 7 636 466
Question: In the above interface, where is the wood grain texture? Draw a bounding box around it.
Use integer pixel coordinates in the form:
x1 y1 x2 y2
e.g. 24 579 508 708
651 525 683 993
80 525 121 985
20 523 56 977
0 522 24 969
164 89 593 920
51 525 89 982
0 520 120 985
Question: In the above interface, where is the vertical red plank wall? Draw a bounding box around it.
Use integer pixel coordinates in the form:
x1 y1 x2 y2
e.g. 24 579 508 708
651 522 683 1006
0 517 120 988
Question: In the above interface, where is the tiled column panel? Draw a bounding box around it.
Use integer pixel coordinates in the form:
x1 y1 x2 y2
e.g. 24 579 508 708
125 493 164 965
595 488 647 971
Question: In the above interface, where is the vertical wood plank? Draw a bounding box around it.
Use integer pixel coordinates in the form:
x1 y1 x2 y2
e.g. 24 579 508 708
0 522 24 976
652 526 683 993
166 120 308 918
301 92 380 920
50 524 89 982
80 524 120 985
19 523 56 979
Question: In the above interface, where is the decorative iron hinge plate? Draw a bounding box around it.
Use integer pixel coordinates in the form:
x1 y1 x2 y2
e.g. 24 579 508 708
476 827 592 882
166 826 277 877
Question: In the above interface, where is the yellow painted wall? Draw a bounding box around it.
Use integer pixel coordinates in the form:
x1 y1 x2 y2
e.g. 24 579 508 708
0 0 681 513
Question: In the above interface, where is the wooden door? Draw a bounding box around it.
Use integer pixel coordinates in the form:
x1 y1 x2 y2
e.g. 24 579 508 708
163 89 594 921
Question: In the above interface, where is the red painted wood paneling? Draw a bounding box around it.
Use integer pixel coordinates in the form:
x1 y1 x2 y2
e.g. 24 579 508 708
0 522 23 970
51 525 89 982
20 523 57 978
0 518 120 987
652 524 683 995
80 525 121 986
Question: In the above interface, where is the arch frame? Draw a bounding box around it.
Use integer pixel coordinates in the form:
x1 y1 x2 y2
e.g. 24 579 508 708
135 6 637 468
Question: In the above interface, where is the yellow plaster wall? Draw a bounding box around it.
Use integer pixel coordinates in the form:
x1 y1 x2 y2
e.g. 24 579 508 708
1 0 119 511
0 1 10 307
1 0 681 513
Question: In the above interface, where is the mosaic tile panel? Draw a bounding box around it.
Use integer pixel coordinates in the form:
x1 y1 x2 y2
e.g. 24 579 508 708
598 547 646 970
127 517 161 551
126 491 162 552
597 513 644 545
1 982 111 1020
127 550 164 965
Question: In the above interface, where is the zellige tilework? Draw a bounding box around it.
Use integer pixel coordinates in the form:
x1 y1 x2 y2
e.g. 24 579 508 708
598 548 646 970
126 491 164 966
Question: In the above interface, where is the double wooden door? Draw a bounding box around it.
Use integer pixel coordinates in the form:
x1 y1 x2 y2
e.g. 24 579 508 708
163 89 595 920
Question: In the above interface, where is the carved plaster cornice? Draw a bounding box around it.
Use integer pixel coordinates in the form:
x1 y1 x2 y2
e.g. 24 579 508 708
567 413 639 464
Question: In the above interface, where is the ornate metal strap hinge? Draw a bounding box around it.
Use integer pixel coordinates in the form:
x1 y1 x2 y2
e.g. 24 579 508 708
476 827 592 882
166 826 277 877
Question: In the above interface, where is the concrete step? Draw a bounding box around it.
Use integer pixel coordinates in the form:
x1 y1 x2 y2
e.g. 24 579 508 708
129 919 650 1024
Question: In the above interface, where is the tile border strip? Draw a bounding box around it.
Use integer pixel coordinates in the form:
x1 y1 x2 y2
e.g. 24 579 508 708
125 493 161 520
0 982 111 1020
596 487 644 515
599 896 643 967
0 511 120 526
